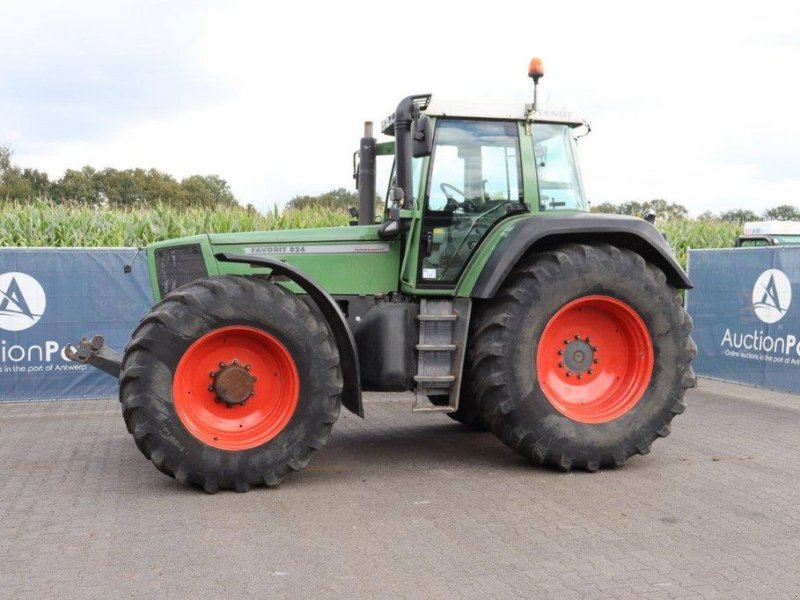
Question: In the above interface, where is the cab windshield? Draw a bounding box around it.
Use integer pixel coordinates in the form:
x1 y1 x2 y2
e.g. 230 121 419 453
534 123 587 212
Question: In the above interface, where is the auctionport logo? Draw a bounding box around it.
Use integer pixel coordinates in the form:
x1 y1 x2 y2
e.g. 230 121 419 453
0 272 47 332
752 269 792 324
720 267 800 365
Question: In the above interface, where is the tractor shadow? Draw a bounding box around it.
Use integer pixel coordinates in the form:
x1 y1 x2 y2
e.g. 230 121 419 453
298 398 654 487
301 404 539 482
107 398 643 494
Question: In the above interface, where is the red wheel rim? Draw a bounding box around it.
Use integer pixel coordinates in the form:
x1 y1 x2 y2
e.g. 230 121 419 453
173 326 299 450
536 295 653 424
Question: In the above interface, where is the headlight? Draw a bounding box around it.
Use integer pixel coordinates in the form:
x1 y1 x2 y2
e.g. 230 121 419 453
155 244 208 297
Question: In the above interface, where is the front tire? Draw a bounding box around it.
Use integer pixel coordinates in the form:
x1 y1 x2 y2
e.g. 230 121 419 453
120 275 342 492
468 243 696 471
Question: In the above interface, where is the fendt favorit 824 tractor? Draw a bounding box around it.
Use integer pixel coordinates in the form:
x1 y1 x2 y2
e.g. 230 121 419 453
68 59 696 492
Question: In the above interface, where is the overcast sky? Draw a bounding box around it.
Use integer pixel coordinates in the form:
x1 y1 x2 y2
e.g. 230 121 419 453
1 0 798 215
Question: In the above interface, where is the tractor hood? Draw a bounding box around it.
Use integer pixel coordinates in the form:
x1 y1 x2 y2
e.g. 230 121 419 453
209 223 402 296
146 224 402 300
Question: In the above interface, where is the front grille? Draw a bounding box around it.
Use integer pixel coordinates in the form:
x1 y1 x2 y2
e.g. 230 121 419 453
155 244 208 297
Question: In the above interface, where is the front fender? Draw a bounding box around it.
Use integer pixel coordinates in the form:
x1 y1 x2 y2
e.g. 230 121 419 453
465 213 692 299
215 252 363 418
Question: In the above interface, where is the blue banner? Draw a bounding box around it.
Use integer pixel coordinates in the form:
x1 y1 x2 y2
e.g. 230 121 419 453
0 249 153 401
687 247 800 393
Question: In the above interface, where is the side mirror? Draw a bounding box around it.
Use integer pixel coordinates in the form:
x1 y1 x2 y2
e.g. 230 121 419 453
348 206 359 227
412 115 433 158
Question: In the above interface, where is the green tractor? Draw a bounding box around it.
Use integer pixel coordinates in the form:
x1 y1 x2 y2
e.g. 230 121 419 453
68 59 696 492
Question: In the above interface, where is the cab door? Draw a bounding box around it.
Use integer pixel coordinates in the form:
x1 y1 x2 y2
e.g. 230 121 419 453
417 119 524 287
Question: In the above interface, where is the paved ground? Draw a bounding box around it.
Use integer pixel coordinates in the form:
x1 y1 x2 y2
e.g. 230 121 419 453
0 379 799 599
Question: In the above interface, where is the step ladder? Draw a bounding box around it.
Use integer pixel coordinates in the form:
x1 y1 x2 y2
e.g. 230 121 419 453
412 298 472 413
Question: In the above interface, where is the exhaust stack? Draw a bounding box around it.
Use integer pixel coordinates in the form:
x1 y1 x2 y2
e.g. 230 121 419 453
357 121 376 225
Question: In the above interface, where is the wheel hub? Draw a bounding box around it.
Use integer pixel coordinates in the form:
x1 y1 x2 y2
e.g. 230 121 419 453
560 338 597 376
210 359 256 407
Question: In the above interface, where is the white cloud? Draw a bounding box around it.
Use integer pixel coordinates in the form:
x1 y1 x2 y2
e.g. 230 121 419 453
3 0 800 215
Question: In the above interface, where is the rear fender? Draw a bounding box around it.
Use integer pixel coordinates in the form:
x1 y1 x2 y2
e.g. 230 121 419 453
468 214 692 299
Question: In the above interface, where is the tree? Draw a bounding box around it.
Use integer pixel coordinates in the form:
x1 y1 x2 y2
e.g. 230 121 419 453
180 174 236 207
0 145 10 172
588 199 688 220
615 201 644 216
0 145 13 197
622 199 688 220
718 209 759 223
763 205 800 221
697 210 718 220
50 166 100 203
0 146 53 199
141 168 185 206
21 168 51 197
589 201 618 214
287 188 359 211
50 167 239 207
0 145 33 199
94 168 132 205
0 145 242 208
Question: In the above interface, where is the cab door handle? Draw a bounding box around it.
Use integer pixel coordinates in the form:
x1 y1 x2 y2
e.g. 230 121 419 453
422 231 433 257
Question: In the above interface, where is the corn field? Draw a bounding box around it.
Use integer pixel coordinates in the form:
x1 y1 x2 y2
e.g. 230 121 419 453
0 198 739 269
659 219 739 269
0 199 349 247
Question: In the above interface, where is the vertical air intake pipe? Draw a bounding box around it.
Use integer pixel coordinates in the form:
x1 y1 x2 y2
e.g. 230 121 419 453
393 95 419 210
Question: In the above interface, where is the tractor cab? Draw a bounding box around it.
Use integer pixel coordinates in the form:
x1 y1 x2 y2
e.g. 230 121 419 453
417 103 584 284
368 97 589 286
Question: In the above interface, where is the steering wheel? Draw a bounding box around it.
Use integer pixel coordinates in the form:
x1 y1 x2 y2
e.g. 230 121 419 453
446 202 510 259
440 183 478 212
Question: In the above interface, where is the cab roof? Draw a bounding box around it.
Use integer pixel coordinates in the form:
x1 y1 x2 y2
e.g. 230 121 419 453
422 99 584 127
381 96 585 136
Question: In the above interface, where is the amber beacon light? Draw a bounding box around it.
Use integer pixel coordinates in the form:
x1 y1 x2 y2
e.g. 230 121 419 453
528 57 544 82
528 57 544 111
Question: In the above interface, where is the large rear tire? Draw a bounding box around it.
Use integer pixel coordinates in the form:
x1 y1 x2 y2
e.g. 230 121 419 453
120 275 342 492
468 243 696 471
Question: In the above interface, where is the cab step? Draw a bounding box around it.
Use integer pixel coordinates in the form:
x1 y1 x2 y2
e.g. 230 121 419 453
415 344 457 351
412 298 472 413
416 313 459 322
414 374 456 383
